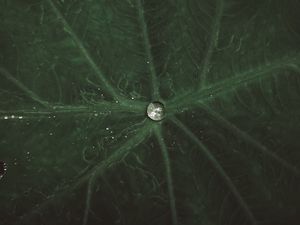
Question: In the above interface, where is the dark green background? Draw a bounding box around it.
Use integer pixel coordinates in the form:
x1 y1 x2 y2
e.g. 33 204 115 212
0 0 300 224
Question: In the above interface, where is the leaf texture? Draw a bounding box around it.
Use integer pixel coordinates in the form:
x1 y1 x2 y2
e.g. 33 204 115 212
0 0 300 225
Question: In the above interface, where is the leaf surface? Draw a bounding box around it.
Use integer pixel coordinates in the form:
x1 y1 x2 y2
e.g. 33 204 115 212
0 0 300 225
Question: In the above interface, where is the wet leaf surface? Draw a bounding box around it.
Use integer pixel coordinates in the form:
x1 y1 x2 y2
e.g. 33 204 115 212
0 0 300 225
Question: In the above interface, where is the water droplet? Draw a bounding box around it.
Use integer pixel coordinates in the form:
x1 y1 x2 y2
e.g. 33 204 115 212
26 152 31 162
146 101 165 121
0 160 7 179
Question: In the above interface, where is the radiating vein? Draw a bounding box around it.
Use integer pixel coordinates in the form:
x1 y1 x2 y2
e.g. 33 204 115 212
136 0 160 100
0 101 143 120
46 0 121 101
0 67 49 107
154 125 178 225
17 121 153 224
169 55 300 113
199 0 224 88
200 104 300 176
171 117 257 225
82 173 96 225
0 67 140 114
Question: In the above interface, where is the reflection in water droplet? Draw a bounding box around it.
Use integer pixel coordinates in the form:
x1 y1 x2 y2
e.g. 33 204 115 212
147 101 165 121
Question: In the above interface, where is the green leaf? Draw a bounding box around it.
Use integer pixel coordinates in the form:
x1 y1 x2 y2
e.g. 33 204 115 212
0 0 300 225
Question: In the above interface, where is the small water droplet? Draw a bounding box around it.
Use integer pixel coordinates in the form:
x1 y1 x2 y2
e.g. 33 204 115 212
0 160 7 179
26 152 31 162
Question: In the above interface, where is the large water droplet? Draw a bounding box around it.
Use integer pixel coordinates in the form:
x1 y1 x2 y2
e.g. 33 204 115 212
147 101 165 121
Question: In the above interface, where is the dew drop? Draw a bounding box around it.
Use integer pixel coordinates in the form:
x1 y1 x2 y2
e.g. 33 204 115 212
146 101 165 121
0 160 7 180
